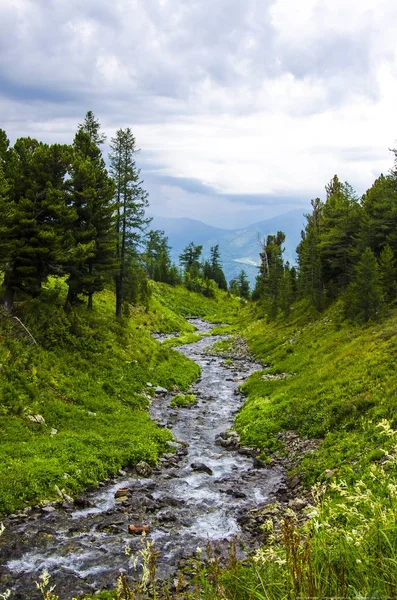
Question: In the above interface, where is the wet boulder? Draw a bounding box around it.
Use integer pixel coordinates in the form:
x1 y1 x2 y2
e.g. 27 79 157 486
190 462 213 476
155 386 168 395
135 461 153 477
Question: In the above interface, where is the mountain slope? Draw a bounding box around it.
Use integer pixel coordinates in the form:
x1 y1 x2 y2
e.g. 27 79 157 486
151 210 306 285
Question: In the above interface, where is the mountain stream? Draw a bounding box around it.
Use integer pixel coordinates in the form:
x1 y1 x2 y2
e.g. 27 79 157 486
0 320 284 598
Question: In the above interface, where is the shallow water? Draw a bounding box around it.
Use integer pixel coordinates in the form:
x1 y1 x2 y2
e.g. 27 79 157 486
0 319 284 599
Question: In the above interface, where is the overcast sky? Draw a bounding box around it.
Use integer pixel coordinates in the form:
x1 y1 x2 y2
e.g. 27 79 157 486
1 0 397 228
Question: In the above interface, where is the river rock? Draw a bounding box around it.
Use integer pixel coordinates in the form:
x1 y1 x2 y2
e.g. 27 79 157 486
128 524 150 535
155 386 168 395
135 461 153 477
190 462 214 475
253 457 268 469
157 510 177 523
289 498 308 511
166 440 182 450
74 496 94 509
226 489 247 499
115 488 130 498
115 495 129 503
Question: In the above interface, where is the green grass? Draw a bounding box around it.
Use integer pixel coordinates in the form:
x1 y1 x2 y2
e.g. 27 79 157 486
151 282 240 323
161 332 202 348
0 282 204 514
235 300 397 481
170 393 197 407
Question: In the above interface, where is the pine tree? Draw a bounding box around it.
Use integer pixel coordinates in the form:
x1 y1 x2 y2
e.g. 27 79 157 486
297 198 324 310
179 243 203 278
238 270 250 299
379 244 397 304
144 230 176 284
318 175 362 297
279 263 295 316
209 244 228 290
253 232 285 317
346 247 384 322
109 128 150 317
361 174 397 257
0 136 74 309
66 113 116 310
230 270 250 299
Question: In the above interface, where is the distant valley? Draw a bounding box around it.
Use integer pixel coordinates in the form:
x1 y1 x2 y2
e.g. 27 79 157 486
150 209 307 285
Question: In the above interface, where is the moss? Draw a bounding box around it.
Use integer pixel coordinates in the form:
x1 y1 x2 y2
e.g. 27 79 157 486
170 394 197 407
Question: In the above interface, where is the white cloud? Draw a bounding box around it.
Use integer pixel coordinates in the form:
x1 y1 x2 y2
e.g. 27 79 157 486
1 0 396 225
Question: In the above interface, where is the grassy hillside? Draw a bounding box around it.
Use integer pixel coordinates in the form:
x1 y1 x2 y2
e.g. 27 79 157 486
235 300 397 482
200 301 397 599
0 282 234 515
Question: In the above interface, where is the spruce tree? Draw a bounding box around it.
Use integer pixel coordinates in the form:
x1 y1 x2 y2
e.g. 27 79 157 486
297 198 324 310
346 247 383 322
361 174 397 256
318 175 362 296
238 270 250 299
109 128 150 317
0 136 74 308
144 230 176 284
253 232 285 317
209 244 228 290
66 113 116 310
179 243 203 278
379 244 397 304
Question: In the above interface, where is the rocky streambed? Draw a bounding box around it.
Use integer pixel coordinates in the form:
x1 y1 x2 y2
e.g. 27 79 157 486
0 319 286 599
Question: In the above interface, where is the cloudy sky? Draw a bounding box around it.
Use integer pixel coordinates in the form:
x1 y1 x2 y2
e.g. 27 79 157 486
1 0 397 228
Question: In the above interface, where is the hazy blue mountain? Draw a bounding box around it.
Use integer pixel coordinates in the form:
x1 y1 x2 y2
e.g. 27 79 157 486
150 210 307 286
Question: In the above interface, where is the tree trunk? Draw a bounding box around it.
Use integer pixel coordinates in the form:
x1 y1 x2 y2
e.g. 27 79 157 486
3 284 14 311
115 275 122 318
87 292 93 311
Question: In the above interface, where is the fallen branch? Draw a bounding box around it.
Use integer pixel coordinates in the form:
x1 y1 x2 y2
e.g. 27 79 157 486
12 316 37 345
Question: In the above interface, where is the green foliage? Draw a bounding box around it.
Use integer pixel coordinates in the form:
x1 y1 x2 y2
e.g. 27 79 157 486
179 242 203 277
109 127 151 317
66 116 116 310
144 229 180 286
345 247 384 322
151 282 240 323
0 135 74 307
230 269 251 299
161 332 202 348
170 393 197 407
379 244 397 303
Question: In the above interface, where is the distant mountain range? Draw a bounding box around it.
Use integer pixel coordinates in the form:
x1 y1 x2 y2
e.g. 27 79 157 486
150 209 307 285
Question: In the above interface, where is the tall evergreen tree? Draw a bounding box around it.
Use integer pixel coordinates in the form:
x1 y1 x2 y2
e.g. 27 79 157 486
379 244 397 304
361 174 397 257
279 262 295 316
179 242 203 278
109 128 150 316
0 137 74 309
66 113 116 310
297 198 324 310
253 232 285 317
144 230 177 284
346 247 383 322
318 175 362 297
209 244 228 290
